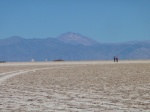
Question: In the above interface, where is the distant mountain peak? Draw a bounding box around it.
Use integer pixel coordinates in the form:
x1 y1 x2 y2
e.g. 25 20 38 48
57 32 99 46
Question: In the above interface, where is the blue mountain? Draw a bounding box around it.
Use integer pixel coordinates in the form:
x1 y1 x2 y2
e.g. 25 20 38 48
0 32 150 62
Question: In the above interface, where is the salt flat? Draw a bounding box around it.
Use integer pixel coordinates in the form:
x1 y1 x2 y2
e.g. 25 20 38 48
0 60 150 112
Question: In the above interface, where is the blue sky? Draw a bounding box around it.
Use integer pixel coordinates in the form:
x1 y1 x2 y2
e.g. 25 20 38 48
0 0 150 43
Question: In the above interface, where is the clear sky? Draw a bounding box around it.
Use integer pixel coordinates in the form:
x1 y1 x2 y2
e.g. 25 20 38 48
0 0 150 43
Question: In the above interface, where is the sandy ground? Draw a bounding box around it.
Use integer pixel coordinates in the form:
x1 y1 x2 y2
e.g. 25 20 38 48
0 61 150 112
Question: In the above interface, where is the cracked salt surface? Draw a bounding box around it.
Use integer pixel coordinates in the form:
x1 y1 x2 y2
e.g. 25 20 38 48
0 61 150 112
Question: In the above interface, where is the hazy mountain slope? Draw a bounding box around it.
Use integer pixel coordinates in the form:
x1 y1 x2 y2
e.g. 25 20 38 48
0 33 150 62
0 37 88 61
117 42 150 59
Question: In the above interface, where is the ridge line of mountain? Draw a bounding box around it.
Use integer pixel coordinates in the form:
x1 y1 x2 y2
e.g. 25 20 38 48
0 32 150 61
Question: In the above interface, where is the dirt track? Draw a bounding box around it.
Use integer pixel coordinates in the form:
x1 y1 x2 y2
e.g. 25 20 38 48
0 61 150 112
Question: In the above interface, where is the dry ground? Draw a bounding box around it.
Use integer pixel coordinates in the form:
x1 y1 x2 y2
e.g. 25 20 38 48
0 61 150 112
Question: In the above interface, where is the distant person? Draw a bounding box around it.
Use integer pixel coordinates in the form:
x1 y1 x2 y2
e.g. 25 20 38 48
114 56 116 62
116 57 119 62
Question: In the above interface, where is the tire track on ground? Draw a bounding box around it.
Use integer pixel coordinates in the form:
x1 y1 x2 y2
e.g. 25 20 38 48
0 67 50 84
0 64 86 85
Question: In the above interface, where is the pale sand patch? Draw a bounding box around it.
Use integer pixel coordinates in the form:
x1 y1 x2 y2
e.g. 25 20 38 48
0 61 150 112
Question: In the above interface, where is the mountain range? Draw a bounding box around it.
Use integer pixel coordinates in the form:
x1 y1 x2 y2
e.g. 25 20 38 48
0 32 150 62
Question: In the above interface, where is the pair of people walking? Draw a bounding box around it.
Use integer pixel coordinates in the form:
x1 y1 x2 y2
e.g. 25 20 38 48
114 56 119 62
